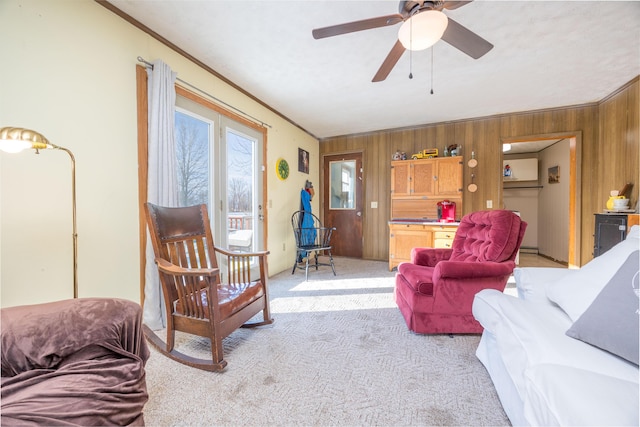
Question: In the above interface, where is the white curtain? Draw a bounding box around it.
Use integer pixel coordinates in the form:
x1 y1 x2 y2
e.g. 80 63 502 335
143 59 178 330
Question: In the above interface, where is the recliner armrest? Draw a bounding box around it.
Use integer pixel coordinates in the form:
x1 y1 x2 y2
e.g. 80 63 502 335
411 247 452 266
434 260 516 280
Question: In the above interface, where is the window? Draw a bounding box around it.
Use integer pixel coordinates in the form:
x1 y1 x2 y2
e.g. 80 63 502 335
329 159 356 209
175 109 211 207
175 93 265 262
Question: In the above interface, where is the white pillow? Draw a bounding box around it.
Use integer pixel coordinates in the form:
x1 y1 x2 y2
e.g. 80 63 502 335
546 225 640 321
514 267 573 304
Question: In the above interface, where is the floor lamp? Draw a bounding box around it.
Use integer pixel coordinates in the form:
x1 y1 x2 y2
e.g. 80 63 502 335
0 127 78 298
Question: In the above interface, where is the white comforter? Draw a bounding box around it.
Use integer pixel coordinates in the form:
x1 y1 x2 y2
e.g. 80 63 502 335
473 289 638 426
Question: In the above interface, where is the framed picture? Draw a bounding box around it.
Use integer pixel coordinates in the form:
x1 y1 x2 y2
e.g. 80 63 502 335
548 166 559 184
298 148 309 174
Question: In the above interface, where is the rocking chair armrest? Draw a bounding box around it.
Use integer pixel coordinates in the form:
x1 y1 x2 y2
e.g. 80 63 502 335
155 258 219 278
214 246 270 258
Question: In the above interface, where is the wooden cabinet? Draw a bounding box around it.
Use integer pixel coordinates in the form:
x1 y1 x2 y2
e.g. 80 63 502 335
390 157 463 220
389 156 464 270
388 222 458 270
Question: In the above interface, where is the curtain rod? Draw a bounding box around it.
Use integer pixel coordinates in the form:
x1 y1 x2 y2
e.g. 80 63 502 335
137 56 271 129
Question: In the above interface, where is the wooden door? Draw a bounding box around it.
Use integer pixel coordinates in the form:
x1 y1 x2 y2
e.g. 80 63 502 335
323 153 363 258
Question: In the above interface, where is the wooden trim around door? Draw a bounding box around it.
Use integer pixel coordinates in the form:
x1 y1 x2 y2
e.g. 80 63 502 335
136 65 148 306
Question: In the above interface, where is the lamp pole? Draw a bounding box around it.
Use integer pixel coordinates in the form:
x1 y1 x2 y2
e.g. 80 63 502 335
54 146 78 298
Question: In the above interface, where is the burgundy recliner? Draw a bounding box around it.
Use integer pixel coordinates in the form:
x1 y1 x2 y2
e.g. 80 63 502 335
394 210 527 334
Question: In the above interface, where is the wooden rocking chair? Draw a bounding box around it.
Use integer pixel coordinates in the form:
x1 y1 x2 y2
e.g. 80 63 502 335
143 202 273 371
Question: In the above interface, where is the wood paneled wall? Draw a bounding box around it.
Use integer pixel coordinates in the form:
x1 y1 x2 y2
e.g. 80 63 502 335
319 77 639 266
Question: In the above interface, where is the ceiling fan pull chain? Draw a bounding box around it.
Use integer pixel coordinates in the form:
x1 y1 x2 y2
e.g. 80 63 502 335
409 17 413 79
430 46 434 94
409 50 413 79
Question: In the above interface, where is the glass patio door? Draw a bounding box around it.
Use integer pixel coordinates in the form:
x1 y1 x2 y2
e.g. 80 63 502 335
174 96 264 276
218 118 264 256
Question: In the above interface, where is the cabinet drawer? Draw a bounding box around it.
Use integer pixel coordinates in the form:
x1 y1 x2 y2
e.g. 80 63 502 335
434 231 455 239
434 238 453 248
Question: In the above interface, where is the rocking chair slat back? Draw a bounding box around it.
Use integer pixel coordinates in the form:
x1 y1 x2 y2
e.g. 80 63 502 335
144 202 273 372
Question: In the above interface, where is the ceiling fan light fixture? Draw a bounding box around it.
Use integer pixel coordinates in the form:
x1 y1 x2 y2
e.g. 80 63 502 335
398 10 448 51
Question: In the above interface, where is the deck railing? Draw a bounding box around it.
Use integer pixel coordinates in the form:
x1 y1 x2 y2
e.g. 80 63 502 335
228 214 253 230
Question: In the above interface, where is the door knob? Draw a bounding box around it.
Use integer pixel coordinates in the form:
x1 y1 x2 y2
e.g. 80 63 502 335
356 211 362 217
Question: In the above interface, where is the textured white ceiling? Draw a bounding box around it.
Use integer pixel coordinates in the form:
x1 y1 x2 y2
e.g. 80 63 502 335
107 0 640 139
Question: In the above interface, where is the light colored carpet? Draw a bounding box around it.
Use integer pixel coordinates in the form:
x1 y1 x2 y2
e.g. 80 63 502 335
143 257 510 426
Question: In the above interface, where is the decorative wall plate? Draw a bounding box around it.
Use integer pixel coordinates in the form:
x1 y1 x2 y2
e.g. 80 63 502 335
276 157 289 180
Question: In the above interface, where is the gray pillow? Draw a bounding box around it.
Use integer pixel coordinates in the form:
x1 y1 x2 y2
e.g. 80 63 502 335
566 250 639 365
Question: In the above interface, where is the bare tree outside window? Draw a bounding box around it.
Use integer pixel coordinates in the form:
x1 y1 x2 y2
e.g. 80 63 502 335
227 132 253 215
228 177 251 212
174 94 264 260
175 111 209 207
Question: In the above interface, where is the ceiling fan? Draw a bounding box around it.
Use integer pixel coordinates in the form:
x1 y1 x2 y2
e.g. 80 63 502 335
312 1 493 82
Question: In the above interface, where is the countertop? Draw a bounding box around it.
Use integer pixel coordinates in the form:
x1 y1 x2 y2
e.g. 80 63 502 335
601 210 637 214
389 219 460 226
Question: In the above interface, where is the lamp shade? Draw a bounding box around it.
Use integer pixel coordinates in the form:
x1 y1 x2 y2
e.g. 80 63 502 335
398 10 449 51
0 127 51 153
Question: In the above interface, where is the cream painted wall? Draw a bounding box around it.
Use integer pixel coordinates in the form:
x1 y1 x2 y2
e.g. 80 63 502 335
538 139 570 262
503 153 540 250
0 0 318 308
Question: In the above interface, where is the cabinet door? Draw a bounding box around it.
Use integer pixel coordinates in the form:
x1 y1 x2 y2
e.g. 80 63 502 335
389 224 433 270
391 161 410 195
594 214 627 257
435 156 463 195
412 160 436 195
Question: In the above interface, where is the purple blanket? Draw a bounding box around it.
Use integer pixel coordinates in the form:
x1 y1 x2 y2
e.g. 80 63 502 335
1 298 150 426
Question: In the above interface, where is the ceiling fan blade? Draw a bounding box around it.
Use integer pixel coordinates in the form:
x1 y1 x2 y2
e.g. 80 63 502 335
312 14 403 39
442 1 473 10
440 17 493 59
372 39 406 82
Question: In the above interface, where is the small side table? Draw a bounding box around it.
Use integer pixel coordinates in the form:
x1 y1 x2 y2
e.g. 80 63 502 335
593 213 629 257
